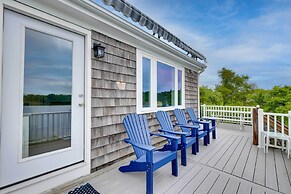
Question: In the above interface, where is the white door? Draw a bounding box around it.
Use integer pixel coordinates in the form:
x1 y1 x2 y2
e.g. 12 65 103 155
0 10 85 187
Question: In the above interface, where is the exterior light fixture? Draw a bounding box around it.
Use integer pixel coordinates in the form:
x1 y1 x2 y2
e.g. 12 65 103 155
93 43 105 58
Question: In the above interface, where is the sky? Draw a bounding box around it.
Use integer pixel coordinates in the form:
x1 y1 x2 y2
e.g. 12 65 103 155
24 28 72 95
95 0 291 89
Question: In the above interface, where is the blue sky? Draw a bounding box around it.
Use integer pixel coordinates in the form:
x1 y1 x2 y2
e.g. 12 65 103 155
96 0 291 89
24 28 72 95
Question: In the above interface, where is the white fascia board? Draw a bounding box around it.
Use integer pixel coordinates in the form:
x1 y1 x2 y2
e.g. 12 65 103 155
24 0 207 72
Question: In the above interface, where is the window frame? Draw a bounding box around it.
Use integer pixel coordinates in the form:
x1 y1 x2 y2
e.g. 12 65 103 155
137 50 185 114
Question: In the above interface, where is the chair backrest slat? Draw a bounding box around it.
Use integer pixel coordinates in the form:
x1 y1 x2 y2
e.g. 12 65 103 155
123 114 152 158
173 109 191 134
186 107 198 122
156 111 175 139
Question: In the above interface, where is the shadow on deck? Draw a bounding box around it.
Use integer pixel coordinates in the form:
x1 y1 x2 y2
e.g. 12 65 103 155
53 124 291 194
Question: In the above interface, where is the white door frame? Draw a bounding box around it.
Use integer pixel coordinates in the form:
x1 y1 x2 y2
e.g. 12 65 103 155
0 2 91 194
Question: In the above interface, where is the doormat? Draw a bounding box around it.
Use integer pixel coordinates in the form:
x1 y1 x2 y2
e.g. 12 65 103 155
68 183 100 194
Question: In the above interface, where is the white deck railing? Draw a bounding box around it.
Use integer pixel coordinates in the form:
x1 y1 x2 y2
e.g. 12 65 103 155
23 111 71 143
200 104 254 129
258 109 291 149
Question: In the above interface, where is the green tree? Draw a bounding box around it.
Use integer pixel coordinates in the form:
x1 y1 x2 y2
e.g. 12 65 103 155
264 86 291 113
199 86 223 105
215 67 256 105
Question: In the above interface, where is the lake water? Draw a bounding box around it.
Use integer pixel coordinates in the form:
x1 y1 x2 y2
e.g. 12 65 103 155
23 105 71 114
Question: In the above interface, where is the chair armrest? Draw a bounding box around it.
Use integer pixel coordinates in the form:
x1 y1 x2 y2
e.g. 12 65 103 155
158 129 188 135
201 117 217 121
175 123 199 129
189 120 210 125
150 133 180 140
124 138 155 151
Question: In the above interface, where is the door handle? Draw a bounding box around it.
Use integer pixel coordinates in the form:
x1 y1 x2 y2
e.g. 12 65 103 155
79 103 84 107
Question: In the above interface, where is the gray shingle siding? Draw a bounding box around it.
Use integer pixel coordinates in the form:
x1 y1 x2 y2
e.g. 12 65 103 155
90 30 199 172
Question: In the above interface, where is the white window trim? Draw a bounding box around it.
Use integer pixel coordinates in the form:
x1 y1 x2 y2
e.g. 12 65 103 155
137 49 185 114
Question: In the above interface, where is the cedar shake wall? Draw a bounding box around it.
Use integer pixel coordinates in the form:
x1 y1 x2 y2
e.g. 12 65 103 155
91 30 199 172
185 69 199 111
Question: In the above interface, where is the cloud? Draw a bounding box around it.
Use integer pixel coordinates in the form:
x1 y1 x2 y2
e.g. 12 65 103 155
99 0 291 89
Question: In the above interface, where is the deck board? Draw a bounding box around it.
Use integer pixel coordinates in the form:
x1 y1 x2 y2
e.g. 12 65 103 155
232 138 253 177
194 170 219 194
57 126 290 194
223 136 249 173
206 135 238 167
274 149 291 194
222 178 240 194
208 174 229 194
265 149 278 191
254 147 266 186
178 168 211 194
242 144 258 181
237 181 252 194
215 135 244 170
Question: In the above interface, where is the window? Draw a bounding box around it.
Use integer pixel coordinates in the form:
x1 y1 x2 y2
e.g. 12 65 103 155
142 57 151 107
137 50 184 113
178 70 183 105
157 62 175 107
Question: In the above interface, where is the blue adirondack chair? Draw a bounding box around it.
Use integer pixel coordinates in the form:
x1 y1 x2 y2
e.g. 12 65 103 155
173 108 208 153
186 107 216 144
119 114 180 194
156 110 197 166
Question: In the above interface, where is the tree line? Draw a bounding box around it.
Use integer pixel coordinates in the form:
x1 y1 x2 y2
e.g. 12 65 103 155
200 67 291 113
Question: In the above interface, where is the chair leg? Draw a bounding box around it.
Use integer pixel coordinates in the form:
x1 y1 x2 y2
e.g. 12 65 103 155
212 129 216 139
146 164 153 194
181 146 187 166
192 143 196 155
196 140 200 153
204 135 208 146
171 158 178 177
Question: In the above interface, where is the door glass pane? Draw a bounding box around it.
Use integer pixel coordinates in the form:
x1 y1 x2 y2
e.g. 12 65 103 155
157 62 175 107
142 57 151 108
178 70 182 105
22 28 73 158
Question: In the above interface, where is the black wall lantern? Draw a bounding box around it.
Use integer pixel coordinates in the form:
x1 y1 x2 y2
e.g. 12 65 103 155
93 43 105 58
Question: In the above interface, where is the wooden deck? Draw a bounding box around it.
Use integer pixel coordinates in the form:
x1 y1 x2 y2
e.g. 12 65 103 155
58 125 291 194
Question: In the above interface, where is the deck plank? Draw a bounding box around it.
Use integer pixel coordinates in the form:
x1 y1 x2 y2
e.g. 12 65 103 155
206 135 239 167
178 168 211 194
232 138 253 177
254 147 266 186
274 149 291 194
194 170 220 194
222 177 240 194
237 181 252 194
153 162 196 193
265 149 278 191
164 164 202 194
223 136 249 173
192 132 230 161
208 174 229 194
242 144 258 181
215 135 244 170
282 151 291 188
199 135 236 165
57 127 291 194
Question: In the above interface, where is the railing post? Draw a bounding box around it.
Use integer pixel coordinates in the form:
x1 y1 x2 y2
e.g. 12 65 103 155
202 104 206 118
257 108 264 148
252 107 258 145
